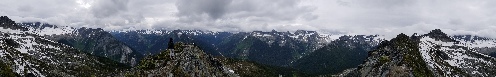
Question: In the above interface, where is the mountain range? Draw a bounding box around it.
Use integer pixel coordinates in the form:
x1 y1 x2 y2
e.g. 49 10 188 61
0 16 129 76
109 29 386 75
1 15 496 76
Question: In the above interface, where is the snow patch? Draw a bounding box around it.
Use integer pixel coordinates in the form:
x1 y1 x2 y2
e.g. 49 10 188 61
419 36 495 76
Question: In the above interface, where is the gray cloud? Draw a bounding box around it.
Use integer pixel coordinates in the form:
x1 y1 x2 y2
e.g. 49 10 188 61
166 0 318 32
1 0 496 38
176 0 231 20
17 5 32 12
91 0 129 18
303 0 496 38
173 0 317 27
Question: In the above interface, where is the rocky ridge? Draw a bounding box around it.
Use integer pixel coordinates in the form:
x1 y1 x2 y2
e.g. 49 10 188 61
122 43 237 76
341 29 496 77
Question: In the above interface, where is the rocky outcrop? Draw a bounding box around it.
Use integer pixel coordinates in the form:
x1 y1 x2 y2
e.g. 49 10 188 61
122 43 237 77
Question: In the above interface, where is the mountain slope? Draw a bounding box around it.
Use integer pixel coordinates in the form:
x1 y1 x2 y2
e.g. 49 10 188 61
17 22 142 66
110 30 380 67
418 29 496 76
122 43 237 76
215 30 341 66
346 33 433 77
215 56 308 77
0 16 128 76
343 29 496 77
452 35 496 57
122 42 308 76
293 35 384 75
110 29 386 75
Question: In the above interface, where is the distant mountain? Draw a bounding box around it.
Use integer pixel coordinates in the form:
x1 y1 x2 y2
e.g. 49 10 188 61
342 29 496 77
2 16 307 76
0 16 129 76
452 35 496 57
110 29 386 75
5 15 496 76
215 30 341 66
17 22 142 66
109 30 230 55
121 43 236 76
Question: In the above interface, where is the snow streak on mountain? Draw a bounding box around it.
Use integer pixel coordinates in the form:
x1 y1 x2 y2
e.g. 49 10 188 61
419 29 496 76
3 15 496 76
16 22 142 66
0 16 128 76
342 29 496 77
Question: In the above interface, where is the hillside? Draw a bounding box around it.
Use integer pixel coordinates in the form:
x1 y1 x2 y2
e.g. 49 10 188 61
0 16 129 76
292 35 383 75
341 29 496 77
17 22 142 66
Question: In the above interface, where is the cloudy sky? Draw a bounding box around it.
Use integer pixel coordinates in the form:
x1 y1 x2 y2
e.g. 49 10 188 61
1 0 496 38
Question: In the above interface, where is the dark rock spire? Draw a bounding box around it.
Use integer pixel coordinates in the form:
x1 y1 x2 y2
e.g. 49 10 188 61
424 29 456 42
0 16 28 31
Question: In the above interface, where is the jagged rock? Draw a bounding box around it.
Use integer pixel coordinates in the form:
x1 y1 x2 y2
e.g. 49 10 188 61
424 29 456 42
0 16 28 31
122 43 238 77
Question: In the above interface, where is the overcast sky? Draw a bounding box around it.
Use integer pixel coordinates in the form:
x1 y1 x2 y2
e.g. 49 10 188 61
1 0 496 38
